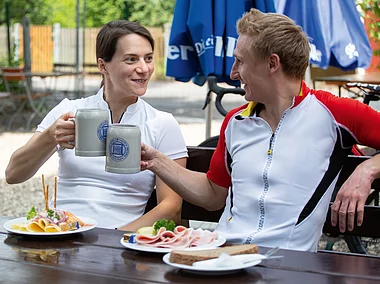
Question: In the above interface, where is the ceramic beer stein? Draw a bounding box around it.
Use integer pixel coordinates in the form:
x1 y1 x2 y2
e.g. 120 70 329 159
105 124 141 174
74 109 109 156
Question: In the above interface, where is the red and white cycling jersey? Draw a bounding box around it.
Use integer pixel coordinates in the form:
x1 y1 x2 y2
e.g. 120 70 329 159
207 82 380 251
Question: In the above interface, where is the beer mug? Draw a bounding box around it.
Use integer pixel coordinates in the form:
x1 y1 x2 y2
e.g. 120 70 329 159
74 109 109 156
105 124 141 174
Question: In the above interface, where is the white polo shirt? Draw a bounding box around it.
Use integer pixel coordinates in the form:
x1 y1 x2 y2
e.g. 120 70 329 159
37 88 188 229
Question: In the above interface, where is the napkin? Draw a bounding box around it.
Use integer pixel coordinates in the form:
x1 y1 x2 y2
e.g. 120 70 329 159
192 253 266 268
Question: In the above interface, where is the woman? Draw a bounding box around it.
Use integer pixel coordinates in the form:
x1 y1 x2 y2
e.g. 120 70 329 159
5 20 187 231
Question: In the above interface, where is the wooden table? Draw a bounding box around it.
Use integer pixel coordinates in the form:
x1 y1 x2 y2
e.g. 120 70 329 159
23 71 83 94
1 216 379 283
313 72 380 97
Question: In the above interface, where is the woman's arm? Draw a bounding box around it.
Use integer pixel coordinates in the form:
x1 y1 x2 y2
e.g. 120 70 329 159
6 112 75 184
118 157 186 231
5 132 56 184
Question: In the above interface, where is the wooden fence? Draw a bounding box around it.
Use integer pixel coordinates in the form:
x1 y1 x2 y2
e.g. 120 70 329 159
0 27 7 63
19 25 54 72
0 25 165 78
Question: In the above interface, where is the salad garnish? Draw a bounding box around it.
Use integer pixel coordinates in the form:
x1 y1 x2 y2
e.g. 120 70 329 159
26 206 37 220
153 219 176 232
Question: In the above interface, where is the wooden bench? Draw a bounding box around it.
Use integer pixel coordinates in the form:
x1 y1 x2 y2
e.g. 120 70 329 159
181 147 224 225
144 146 219 221
322 155 380 238
145 146 380 253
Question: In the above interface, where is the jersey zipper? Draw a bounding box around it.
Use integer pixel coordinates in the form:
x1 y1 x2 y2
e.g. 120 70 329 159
267 133 275 155
245 108 291 243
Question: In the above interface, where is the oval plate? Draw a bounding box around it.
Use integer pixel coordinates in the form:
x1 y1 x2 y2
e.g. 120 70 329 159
120 235 226 253
3 216 97 236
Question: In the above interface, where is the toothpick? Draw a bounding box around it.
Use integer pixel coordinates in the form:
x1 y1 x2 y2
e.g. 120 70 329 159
41 174 46 198
45 185 49 211
54 177 57 209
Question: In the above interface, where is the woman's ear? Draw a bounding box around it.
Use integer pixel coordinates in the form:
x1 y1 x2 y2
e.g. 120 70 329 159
98 58 107 74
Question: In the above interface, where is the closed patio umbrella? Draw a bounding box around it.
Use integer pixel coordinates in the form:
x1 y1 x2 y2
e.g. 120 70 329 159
274 0 372 71
167 0 275 86
166 0 275 138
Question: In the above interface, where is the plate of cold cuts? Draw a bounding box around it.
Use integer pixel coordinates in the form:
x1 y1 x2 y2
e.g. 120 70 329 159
120 226 226 253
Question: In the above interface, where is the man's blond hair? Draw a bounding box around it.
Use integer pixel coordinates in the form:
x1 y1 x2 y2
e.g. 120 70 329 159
237 9 309 80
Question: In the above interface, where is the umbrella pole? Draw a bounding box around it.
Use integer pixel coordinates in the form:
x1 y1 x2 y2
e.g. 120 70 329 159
305 65 312 87
205 91 213 139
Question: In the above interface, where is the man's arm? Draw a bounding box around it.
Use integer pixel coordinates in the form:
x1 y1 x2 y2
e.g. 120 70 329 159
118 158 186 231
331 153 380 232
140 143 228 211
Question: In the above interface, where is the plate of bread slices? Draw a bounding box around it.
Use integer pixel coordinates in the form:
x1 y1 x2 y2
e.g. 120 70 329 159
163 244 261 275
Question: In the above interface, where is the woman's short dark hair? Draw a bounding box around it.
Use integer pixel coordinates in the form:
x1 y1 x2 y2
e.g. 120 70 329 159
96 20 154 62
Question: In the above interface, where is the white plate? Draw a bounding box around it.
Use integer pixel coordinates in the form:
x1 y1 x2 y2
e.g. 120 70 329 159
120 235 226 253
3 216 97 236
162 253 261 275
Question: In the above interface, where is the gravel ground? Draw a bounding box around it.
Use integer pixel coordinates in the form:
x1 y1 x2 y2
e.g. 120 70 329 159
0 175 51 218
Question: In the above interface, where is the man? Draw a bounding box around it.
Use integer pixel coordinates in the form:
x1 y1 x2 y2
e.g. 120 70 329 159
140 9 380 251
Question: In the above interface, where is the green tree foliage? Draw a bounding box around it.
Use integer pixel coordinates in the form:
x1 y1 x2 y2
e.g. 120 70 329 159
127 0 176 28
49 0 77 28
0 0 52 25
357 0 380 57
84 0 128 27
0 0 176 28
85 0 175 28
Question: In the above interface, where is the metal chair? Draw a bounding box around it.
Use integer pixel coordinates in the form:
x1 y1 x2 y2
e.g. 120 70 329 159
1 68 52 130
0 91 16 126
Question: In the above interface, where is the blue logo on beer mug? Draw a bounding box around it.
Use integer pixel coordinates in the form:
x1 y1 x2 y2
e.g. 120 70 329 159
109 137 129 161
97 120 109 143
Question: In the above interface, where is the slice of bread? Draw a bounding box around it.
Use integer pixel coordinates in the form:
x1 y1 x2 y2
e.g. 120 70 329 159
169 244 259 266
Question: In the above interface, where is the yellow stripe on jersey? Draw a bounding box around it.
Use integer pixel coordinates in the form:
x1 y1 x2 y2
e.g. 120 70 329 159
239 87 303 117
240 102 258 117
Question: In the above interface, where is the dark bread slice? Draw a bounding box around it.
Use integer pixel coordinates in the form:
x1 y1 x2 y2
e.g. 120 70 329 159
169 244 259 266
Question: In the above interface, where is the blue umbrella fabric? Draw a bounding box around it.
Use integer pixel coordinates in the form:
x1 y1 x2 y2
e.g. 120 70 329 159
166 0 276 86
274 0 372 70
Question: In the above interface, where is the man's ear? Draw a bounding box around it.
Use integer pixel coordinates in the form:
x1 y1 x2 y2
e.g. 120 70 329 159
98 58 107 74
268 54 280 72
